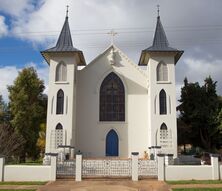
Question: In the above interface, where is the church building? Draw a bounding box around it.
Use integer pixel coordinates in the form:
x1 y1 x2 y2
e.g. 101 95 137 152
41 11 183 158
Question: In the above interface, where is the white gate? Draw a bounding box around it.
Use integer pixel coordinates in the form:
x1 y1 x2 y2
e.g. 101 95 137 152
82 158 132 177
138 159 158 178
56 160 76 178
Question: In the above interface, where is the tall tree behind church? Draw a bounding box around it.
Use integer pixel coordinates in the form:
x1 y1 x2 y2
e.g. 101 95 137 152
178 77 222 151
8 67 45 160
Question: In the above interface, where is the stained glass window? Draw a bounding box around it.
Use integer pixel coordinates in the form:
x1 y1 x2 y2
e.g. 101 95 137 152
100 72 125 121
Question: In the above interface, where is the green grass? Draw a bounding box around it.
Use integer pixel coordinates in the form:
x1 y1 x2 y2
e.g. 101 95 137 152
0 182 46 185
167 180 222 185
172 189 222 191
0 190 36 191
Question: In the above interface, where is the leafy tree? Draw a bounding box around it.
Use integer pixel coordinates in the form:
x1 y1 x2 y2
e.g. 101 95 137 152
36 123 46 157
0 124 25 157
8 67 45 160
177 118 192 153
178 76 222 151
0 95 10 124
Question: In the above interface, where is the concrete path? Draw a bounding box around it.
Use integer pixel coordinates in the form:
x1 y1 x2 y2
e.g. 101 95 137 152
38 179 170 191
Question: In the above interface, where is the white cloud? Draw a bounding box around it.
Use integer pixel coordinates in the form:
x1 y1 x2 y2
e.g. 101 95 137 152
0 66 19 101
177 58 222 95
0 64 48 102
0 15 8 37
0 0 35 17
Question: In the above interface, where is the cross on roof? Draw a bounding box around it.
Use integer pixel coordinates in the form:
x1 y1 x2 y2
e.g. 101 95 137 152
66 5 69 17
157 4 160 17
107 29 118 44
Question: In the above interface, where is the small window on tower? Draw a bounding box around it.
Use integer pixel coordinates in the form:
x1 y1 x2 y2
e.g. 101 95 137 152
157 123 172 149
157 61 168 81
55 123 63 148
56 89 64 114
56 61 67 81
159 89 167 115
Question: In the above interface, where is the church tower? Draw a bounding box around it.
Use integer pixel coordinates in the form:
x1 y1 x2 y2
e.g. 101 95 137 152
139 13 183 157
41 11 86 153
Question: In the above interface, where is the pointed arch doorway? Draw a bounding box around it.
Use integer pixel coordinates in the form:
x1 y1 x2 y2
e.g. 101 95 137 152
106 130 119 156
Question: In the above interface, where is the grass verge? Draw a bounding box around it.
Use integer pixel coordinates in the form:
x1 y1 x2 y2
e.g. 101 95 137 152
0 190 36 191
0 182 46 185
172 188 222 191
167 180 222 185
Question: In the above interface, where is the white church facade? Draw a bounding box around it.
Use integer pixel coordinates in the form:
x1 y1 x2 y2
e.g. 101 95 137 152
41 12 183 158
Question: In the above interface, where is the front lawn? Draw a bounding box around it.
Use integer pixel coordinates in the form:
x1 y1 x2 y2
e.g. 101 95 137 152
0 190 36 191
0 182 46 185
167 180 222 185
172 189 222 191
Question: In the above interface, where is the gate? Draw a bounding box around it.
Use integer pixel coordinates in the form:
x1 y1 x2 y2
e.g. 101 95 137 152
138 159 158 178
56 160 76 178
56 158 158 179
82 158 131 178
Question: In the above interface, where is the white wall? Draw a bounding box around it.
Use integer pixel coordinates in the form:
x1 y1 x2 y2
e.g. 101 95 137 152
76 45 148 158
46 55 78 153
4 165 52 181
147 56 178 157
165 165 212 180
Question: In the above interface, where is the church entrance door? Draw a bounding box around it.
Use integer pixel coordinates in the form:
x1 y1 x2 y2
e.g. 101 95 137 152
106 130 119 156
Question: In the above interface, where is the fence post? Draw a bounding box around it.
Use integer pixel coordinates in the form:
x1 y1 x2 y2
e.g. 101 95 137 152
131 152 139 181
76 154 82 181
211 154 219 180
157 154 165 181
50 154 57 181
0 157 5 182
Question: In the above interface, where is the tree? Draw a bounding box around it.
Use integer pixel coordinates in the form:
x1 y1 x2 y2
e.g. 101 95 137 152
36 123 46 157
0 95 10 124
178 76 222 151
177 118 192 153
0 124 25 157
8 67 45 160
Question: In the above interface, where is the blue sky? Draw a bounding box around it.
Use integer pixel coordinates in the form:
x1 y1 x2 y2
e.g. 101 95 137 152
1 0 222 102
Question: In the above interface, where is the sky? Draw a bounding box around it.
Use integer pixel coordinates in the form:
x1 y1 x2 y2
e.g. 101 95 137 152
0 0 222 103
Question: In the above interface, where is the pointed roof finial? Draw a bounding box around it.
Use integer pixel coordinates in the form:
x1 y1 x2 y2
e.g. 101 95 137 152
157 4 160 17
66 5 69 18
107 29 118 45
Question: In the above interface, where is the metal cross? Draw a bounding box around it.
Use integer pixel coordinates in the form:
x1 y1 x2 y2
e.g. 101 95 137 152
66 5 69 17
107 29 118 44
157 4 160 17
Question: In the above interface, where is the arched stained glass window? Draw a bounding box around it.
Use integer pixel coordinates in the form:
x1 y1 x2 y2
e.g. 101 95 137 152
100 72 125 121
56 61 67 81
56 89 64 114
159 89 167 115
157 61 168 81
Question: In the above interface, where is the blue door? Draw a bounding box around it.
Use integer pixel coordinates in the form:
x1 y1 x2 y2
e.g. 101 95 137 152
106 130 119 156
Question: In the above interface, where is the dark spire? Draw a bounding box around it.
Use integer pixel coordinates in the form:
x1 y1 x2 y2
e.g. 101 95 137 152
138 11 183 65
147 16 174 51
41 7 86 65
54 15 74 51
